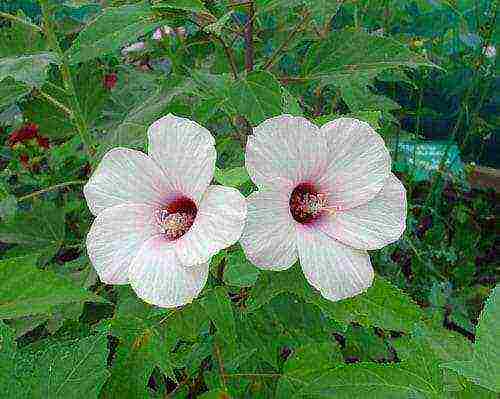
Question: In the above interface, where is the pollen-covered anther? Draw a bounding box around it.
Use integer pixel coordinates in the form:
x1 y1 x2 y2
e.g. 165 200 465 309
156 210 195 241
289 183 329 224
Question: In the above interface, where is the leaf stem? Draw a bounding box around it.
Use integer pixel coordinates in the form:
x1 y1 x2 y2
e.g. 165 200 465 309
33 88 74 117
264 11 311 70
39 0 95 158
244 1 254 72
18 180 85 202
0 11 43 32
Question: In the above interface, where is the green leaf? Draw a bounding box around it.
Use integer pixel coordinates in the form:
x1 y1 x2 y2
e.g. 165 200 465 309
23 63 109 139
304 0 343 27
104 287 175 397
227 71 283 125
0 52 58 87
201 287 236 344
0 11 47 57
27 333 110 399
441 285 500 393
0 256 105 319
304 29 436 82
198 390 232 399
0 322 23 397
224 246 260 287
0 202 65 258
66 4 160 64
214 166 251 188
98 78 191 156
276 342 343 398
247 266 424 332
158 0 210 13
0 77 30 110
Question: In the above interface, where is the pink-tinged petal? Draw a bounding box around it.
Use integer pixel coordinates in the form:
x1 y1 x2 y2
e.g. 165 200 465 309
240 188 298 270
296 225 374 301
317 118 391 210
86 204 161 284
319 173 407 250
84 148 170 216
147 114 216 204
246 115 329 189
175 185 247 267
129 236 208 307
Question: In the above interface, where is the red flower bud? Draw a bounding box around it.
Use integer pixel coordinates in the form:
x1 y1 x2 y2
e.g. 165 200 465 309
8 123 39 146
103 73 118 90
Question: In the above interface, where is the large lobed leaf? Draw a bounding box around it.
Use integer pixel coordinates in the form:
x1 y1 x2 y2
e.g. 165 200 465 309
441 285 500 393
247 266 424 332
0 256 105 319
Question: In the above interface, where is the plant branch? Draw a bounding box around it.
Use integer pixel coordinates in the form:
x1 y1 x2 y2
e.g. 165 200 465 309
18 180 85 202
244 1 254 72
264 11 311 70
39 0 94 158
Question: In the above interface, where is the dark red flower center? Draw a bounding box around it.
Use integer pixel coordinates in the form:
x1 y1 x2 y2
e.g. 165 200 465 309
156 196 197 241
289 182 328 224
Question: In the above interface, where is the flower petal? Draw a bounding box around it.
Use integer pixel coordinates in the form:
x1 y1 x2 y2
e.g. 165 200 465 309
317 118 391 210
84 148 169 216
246 115 329 189
129 236 208 308
240 188 298 270
175 185 247 267
86 204 161 284
319 173 407 250
296 225 374 301
148 114 216 204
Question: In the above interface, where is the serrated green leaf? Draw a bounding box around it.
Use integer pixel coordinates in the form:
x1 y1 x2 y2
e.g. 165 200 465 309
0 202 65 258
0 11 46 57
27 333 110 399
227 71 283 125
304 30 436 82
0 52 58 87
98 78 191 157
201 287 236 344
247 266 424 332
0 256 105 319
214 166 250 188
441 285 500 393
276 342 343 398
23 63 109 139
66 4 160 64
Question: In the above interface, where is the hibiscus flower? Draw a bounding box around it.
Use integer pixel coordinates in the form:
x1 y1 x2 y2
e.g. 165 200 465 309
84 115 247 307
240 115 406 301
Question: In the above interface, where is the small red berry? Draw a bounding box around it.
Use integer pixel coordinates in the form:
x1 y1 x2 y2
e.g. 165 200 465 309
36 135 50 149
19 153 30 168
103 73 118 90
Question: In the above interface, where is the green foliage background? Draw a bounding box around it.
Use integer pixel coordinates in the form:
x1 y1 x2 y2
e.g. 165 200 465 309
0 0 498 397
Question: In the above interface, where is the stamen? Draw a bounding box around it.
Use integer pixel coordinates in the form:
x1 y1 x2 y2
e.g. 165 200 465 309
289 183 330 224
156 196 197 241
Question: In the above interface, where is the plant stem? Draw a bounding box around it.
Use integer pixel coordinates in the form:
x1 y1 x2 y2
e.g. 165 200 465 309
39 0 94 158
18 180 86 202
215 35 239 79
244 1 254 73
264 11 311 70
